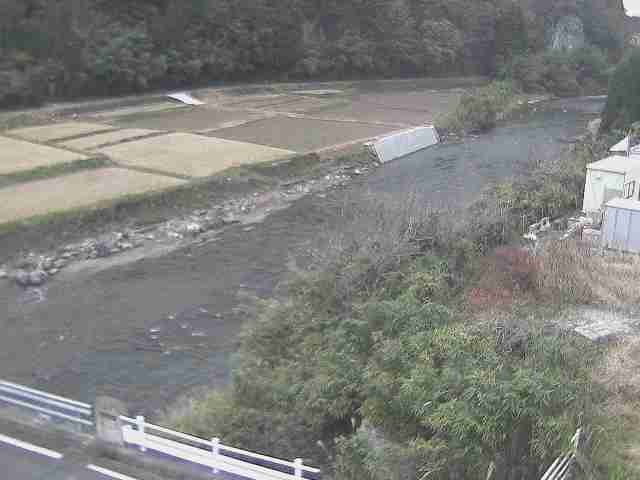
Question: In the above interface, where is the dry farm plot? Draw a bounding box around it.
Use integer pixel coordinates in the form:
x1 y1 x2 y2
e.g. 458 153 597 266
97 133 294 178
0 136 88 175
307 101 432 126
357 91 465 111
58 129 161 151
114 107 269 133
0 168 185 224
91 102 187 119
220 94 303 109
8 122 114 142
209 116 396 152
305 91 465 125
255 96 339 113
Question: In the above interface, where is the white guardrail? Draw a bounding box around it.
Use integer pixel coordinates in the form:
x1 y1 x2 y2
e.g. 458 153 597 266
120 415 321 480
0 380 93 428
0 379 320 479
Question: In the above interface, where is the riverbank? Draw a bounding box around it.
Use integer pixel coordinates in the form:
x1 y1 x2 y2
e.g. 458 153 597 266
164 96 640 478
0 78 479 255
0 95 601 419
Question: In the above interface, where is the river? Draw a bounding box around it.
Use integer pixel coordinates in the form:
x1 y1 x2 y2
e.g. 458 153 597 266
0 97 603 415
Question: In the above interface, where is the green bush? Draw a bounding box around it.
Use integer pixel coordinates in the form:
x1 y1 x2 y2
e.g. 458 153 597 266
504 47 610 97
88 31 159 92
602 49 640 131
165 193 605 479
441 81 517 134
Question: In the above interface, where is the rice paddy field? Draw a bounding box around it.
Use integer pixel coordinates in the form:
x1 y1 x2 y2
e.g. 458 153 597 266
0 79 471 226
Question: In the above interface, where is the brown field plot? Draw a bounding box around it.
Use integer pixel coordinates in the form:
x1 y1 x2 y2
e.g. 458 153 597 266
0 168 185 223
0 136 88 175
304 91 465 125
209 116 395 151
114 107 269 133
91 102 186 119
97 133 294 178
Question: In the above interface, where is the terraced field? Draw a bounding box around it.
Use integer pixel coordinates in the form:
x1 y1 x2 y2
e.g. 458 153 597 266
0 80 468 225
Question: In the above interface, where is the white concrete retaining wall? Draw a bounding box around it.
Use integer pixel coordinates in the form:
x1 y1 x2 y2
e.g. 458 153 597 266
367 125 439 164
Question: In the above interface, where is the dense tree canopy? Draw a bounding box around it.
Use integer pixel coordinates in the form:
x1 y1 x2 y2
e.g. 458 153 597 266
602 49 640 130
0 0 626 106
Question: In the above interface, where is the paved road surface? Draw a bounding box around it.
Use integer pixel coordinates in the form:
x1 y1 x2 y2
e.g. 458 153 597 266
0 436 133 480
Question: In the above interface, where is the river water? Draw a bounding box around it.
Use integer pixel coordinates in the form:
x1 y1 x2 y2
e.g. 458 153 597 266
0 97 603 415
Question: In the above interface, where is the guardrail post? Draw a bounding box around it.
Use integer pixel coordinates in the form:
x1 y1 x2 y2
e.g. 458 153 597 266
136 415 147 452
294 458 303 478
211 438 220 474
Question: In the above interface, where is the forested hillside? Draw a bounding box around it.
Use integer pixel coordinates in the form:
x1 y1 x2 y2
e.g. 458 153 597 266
0 0 628 106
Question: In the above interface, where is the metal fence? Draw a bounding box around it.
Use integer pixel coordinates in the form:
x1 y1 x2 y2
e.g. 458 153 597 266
539 429 589 480
0 380 93 431
120 415 321 480
0 379 321 479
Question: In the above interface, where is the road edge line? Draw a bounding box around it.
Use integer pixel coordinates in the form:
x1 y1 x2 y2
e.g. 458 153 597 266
87 464 141 480
0 433 63 459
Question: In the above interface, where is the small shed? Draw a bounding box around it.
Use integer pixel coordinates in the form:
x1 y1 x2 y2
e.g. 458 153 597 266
602 197 640 253
582 155 640 213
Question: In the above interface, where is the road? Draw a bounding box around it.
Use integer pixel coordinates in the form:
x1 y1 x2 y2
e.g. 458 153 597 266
0 434 135 480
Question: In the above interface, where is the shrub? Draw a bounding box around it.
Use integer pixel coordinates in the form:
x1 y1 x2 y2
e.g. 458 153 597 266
506 47 610 97
440 81 517 134
87 31 157 92
602 49 640 131
492 246 538 290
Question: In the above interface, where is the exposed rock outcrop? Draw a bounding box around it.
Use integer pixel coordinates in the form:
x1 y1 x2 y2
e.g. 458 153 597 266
550 15 586 51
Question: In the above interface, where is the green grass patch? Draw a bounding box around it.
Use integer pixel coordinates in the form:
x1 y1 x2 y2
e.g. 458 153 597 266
0 156 111 187
592 406 640 479
0 148 370 255
436 80 521 134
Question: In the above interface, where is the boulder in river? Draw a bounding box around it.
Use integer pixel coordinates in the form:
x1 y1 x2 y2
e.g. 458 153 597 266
588 118 602 137
13 269 32 287
15 255 38 270
94 240 113 258
28 270 48 286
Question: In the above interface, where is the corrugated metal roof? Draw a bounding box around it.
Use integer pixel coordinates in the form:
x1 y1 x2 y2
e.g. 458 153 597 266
605 197 640 211
586 155 639 173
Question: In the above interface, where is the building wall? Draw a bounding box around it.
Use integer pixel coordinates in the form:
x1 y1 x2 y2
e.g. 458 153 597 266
603 206 640 252
583 169 625 212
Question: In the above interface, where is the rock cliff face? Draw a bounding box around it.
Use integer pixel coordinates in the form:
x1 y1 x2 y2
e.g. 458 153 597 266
549 15 586 50
520 0 628 50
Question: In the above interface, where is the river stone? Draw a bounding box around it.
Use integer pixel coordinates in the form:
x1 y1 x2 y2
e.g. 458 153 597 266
53 259 67 269
41 257 54 270
29 270 48 286
588 118 602 137
94 240 113 258
119 242 134 251
16 256 37 269
13 269 31 287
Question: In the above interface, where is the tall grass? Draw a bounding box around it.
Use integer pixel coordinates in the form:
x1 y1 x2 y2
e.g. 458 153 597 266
537 240 640 306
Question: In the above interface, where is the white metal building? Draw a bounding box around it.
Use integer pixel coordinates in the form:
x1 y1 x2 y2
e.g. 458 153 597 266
366 125 439 164
602 197 640 252
582 155 640 213
610 136 630 154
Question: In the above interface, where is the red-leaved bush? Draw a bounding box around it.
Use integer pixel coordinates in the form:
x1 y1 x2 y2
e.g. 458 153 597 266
466 247 539 310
